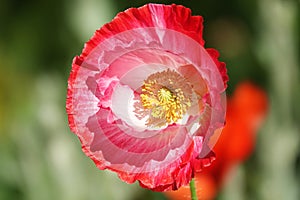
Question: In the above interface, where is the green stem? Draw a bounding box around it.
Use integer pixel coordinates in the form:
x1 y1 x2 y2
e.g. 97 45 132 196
189 178 198 200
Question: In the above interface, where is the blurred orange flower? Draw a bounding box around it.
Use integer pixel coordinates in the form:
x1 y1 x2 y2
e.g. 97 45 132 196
165 82 268 200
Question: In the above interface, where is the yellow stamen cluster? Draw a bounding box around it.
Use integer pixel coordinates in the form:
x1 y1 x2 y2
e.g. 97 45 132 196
138 69 193 127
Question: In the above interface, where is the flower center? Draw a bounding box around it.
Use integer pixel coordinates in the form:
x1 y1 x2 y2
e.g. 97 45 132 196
158 87 173 104
141 86 179 123
135 69 193 127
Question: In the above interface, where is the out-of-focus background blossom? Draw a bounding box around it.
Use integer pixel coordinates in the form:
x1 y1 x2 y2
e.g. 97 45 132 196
0 0 299 200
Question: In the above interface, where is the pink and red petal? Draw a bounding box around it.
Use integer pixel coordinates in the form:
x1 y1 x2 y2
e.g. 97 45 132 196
79 4 205 60
206 48 228 88
148 4 205 45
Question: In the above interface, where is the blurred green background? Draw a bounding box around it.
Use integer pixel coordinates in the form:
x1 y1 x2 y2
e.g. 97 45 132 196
0 0 299 199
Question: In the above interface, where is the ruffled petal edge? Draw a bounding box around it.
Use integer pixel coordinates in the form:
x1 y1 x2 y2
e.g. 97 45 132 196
79 4 205 60
206 48 229 88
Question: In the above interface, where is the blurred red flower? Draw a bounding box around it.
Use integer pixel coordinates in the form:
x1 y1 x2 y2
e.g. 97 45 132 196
66 4 228 191
165 82 268 199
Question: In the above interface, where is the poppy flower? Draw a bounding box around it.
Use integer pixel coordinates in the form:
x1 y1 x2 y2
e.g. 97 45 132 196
66 3 228 191
165 82 268 199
